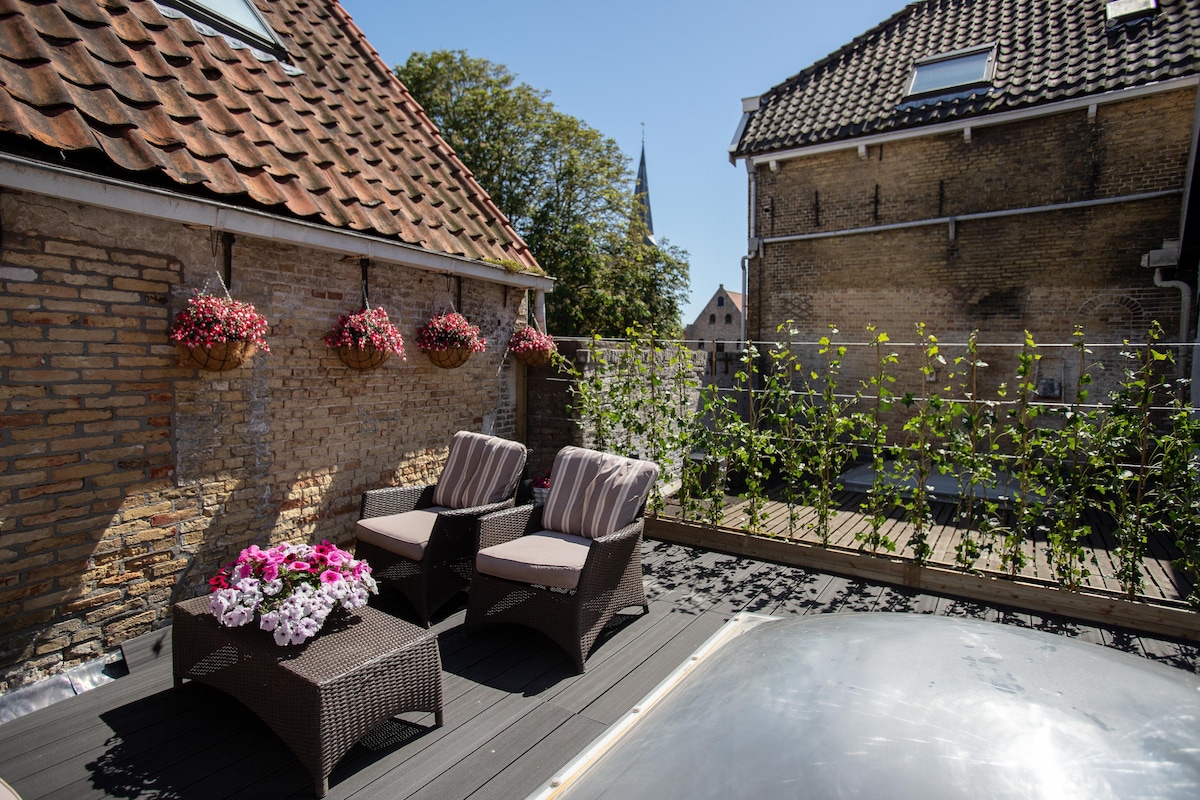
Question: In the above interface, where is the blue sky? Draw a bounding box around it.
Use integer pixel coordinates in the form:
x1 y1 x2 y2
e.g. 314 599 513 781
340 0 913 325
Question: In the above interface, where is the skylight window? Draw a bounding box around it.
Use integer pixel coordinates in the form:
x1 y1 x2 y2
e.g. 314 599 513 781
157 0 281 55
907 45 995 98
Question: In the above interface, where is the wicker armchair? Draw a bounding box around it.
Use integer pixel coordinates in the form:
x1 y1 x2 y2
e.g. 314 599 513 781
464 446 660 671
355 431 527 625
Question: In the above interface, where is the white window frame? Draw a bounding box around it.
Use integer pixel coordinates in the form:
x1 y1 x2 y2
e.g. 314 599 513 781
158 0 283 56
906 44 996 99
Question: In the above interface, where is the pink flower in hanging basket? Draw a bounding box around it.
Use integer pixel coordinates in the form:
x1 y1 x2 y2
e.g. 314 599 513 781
169 291 271 351
507 326 555 356
415 311 487 353
324 306 406 357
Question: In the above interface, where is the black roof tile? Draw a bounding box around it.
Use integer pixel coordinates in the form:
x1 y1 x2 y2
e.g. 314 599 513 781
735 0 1200 158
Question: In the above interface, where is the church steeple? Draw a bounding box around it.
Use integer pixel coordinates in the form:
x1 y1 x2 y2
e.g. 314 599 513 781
635 137 656 247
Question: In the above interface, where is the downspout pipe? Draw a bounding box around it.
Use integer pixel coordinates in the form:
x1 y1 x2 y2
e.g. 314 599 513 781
1154 268 1191 380
743 157 757 348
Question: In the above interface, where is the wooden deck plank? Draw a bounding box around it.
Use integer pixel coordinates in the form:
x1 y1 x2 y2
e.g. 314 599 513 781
577 610 733 728
404 703 575 800
695 489 1191 604
469 714 607 800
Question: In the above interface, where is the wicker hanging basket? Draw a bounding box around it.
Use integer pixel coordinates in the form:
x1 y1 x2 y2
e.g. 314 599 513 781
514 349 552 368
336 344 391 371
424 347 472 369
177 341 257 371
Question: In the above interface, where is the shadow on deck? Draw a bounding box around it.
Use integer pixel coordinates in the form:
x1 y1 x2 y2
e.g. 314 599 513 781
1 538 1197 800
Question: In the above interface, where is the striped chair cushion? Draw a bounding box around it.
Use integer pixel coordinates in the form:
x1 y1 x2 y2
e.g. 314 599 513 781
541 446 660 539
432 431 527 510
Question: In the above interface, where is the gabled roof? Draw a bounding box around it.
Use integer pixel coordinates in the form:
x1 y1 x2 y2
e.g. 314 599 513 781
0 0 540 272
734 0 1200 159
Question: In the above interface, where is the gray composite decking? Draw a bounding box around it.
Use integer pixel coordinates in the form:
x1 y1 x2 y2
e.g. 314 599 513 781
1 537 1198 800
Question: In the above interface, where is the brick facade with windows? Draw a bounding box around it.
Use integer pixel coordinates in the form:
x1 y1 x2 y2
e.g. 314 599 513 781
732 0 1200 401
745 88 1191 397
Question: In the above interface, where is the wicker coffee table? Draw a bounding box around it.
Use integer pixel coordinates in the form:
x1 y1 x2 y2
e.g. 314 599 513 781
172 595 443 797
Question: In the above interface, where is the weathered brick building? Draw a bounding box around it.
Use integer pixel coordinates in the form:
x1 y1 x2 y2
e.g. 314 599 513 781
730 0 1200 401
0 0 552 688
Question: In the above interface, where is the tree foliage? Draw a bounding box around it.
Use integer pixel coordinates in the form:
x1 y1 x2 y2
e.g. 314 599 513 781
396 50 689 336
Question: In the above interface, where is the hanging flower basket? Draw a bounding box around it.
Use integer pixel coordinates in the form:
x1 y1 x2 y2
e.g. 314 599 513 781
416 311 486 369
325 307 406 371
508 326 555 367
425 346 474 369
176 340 258 372
169 291 270 372
336 344 390 370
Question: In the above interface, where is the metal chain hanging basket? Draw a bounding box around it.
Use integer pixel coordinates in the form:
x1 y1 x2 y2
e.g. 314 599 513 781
176 341 258 372
336 344 391 371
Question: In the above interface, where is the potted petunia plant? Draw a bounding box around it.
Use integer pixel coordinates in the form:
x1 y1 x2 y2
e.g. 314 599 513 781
208 540 378 646
325 306 406 370
507 325 555 367
415 311 486 369
169 291 270 371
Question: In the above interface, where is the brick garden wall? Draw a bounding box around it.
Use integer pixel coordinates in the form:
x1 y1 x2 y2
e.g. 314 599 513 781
746 87 1196 400
0 192 526 689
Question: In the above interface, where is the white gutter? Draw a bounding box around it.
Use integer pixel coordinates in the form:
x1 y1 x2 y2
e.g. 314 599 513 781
758 189 1183 245
728 96 761 164
741 76 1200 167
0 152 555 295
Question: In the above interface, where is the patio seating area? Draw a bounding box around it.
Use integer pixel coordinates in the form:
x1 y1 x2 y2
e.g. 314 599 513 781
2 536 1197 800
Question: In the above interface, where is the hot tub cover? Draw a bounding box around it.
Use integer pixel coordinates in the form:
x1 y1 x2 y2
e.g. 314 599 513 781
536 613 1200 799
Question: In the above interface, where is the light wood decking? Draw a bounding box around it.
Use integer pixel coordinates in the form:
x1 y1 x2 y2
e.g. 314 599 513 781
665 486 1195 603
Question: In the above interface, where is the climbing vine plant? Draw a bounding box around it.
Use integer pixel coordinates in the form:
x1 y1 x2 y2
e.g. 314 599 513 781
561 323 1199 605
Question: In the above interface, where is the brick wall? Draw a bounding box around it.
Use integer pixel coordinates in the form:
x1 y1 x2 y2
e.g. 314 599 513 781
746 87 1196 390
0 192 526 689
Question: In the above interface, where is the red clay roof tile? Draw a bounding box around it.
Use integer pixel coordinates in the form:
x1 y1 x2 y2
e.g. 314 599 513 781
0 0 541 273
0 13 52 63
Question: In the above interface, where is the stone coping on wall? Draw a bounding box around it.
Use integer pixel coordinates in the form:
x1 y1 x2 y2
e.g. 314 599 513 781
646 516 1200 644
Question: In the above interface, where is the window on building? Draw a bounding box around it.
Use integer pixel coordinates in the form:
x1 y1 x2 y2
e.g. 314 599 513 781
716 342 725 353
709 314 716 324
717 296 725 307
1106 0 1158 24
697 341 705 350
159 0 283 55
725 314 732 325
906 45 995 98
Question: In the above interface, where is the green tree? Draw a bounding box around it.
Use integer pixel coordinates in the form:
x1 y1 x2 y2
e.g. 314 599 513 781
397 51 689 336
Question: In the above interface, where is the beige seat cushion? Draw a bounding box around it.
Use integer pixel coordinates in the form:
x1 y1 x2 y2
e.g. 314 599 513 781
432 431 527 510
355 507 449 561
475 530 591 590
